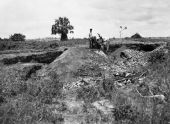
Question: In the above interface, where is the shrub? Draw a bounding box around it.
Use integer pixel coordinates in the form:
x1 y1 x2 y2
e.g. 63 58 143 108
131 33 142 39
125 37 130 40
10 33 26 41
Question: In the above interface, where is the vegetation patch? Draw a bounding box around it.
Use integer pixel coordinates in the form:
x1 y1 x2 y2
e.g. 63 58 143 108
112 105 139 122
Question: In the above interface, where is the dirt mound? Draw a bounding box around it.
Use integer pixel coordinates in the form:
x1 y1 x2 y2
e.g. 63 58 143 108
39 48 108 82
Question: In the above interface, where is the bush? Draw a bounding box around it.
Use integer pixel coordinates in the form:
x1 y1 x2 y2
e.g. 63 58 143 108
10 33 26 41
131 33 142 39
125 37 130 40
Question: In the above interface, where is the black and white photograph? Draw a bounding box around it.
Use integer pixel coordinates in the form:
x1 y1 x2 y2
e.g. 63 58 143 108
0 0 170 124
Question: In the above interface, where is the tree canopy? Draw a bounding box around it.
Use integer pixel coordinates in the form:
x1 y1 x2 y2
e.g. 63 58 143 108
51 17 74 41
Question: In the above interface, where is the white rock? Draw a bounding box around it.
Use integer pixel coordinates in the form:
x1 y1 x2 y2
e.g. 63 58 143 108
92 99 114 114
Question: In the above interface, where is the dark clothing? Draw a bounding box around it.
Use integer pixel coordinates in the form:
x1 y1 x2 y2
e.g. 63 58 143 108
89 36 97 49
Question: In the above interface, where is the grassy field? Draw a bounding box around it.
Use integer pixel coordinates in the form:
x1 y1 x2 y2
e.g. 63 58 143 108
0 37 169 53
0 38 89 52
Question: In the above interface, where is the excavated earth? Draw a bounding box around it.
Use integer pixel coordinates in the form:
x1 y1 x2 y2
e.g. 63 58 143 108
0 42 169 124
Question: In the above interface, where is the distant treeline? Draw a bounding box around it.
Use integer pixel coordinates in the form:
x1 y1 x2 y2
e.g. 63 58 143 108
0 33 26 41
0 37 10 41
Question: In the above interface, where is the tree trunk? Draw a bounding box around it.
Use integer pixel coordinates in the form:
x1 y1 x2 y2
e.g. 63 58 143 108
61 33 68 41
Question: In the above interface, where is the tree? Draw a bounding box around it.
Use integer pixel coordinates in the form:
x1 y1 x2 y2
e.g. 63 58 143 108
131 33 142 39
10 33 26 41
51 17 74 41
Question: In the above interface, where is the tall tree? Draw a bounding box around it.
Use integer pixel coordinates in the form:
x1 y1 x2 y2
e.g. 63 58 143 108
51 17 74 41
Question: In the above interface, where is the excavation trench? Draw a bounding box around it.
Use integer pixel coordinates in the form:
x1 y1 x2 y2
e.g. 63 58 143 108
126 43 161 51
108 43 161 52
22 64 43 81
1 50 64 65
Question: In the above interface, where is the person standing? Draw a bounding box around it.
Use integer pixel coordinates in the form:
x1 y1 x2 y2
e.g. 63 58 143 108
89 28 93 48
89 28 93 38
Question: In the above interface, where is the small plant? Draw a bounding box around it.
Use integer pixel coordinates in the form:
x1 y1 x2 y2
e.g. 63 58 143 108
119 26 127 38
10 33 26 41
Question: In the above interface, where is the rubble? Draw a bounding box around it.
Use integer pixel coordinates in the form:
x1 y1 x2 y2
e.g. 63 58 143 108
92 99 114 114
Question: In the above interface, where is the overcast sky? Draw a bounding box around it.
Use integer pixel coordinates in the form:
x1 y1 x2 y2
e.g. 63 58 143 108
0 0 170 39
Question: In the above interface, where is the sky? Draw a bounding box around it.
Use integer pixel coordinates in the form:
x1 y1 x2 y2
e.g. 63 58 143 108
0 0 170 39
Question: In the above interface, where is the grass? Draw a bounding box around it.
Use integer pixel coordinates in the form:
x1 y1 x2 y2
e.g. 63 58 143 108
0 38 89 53
0 40 58 51
0 64 65 124
1 37 167 51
